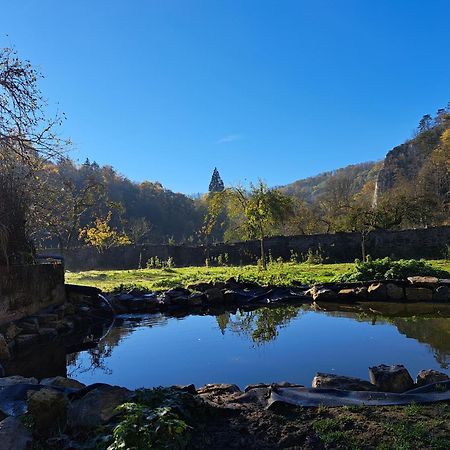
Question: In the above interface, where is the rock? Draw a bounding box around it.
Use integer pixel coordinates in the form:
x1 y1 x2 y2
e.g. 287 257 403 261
0 335 10 360
17 319 39 333
386 283 405 301
416 369 450 387
407 276 439 286
337 288 358 301
27 388 68 431
433 286 450 302
15 333 40 349
117 293 135 301
171 384 197 395
41 376 86 390
405 287 433 302
0 375 38 386
187 293 205 306
367 283 387 301
223 290 237 303
165 287 191 298
68 385 131 429
368 364 414 392
312 373 376 391
311 288 337 302
37 313 59 326
0 417 32 450
4 324 22 341
197 384 241 395
205 288 224 303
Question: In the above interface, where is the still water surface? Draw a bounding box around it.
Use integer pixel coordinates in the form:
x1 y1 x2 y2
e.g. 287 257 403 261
68 304 450 389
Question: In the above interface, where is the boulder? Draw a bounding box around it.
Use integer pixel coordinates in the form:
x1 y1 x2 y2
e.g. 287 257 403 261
337 289 358 301
416 369 450 387
0 376 38 387
368 364 414 392
433 286 450 302
367 283 387 301
0 417 32 450
0 335 10 360
407 276 439 286
27 388 68 431
311 288 337 302
205 288 224 303
197 384 241 396
187 293 205 306
41 376 86 390
165 287 191 298
405 287 433 302
385 283 404 301
312 373 376 391
68 385 131 429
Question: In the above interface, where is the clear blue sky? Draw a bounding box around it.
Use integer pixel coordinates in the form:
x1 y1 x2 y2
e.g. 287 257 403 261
3 0 450 193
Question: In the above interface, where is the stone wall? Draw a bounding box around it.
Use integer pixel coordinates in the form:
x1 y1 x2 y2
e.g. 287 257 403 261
0 263 66 324
42 226 450 271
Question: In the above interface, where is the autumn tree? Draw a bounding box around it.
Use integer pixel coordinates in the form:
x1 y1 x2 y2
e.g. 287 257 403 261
79 211 131 253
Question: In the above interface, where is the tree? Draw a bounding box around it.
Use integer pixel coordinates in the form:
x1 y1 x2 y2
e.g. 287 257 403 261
0 46 67 264
79 211 131 253
208 167 224 193
225 181 294 268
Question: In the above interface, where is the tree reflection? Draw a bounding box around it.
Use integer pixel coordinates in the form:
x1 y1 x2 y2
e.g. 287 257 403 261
217 306 302 345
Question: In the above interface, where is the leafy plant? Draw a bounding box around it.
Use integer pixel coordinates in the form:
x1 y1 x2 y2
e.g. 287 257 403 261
334 257 450 282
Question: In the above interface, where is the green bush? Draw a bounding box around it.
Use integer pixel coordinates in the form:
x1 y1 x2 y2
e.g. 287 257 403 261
334 257 450 282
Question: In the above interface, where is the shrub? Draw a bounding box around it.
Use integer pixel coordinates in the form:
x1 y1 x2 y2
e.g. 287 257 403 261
334 257 450 282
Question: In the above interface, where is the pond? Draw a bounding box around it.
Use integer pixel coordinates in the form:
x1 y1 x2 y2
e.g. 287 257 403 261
67 303 450 389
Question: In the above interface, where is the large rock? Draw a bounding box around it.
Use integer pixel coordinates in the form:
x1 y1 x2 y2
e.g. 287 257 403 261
416 369 450 387
68 385 131 429
0 335 10 361
337 289 358 301
367 283 387 301
407 276 439 286
205 288 224 303
385 283 405 301
41 376 86 390
0 376 38 387
0 417 32 450
311 287 337 302
312 373 376 391
368 364 414 392
27 388 68 431
433 286 450 302
405 287 433 302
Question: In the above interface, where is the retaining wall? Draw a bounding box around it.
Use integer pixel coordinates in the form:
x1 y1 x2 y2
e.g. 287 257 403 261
0 263 66 324
42 226 450 271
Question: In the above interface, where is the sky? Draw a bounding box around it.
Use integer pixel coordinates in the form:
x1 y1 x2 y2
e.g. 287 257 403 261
2 0 450 194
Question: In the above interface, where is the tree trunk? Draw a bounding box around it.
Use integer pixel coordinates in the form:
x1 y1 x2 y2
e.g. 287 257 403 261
361 231 367 262
260 237 266 269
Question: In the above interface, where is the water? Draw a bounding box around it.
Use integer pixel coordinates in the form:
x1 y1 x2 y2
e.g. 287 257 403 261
67 304 450 389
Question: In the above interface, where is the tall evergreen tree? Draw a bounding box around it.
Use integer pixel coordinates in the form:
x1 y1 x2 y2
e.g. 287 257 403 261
208 167 225 193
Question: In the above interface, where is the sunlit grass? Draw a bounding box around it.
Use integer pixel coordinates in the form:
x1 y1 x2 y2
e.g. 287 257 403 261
65 260 450 292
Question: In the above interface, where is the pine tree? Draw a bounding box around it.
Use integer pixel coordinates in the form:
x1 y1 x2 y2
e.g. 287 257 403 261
208 167 225 193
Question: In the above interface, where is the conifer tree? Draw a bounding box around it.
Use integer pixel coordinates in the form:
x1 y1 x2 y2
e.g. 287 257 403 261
208 167 225 193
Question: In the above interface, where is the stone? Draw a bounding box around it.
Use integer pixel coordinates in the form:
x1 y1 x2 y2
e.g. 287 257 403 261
367 283 387 301
165 287 191 298
0 375 38 386
187 293 205 306
416 369 450 387
205 288 224 303
0 335 10 360
28 388 68 431
4 324 22 341
68 385 131 429
0 417 33 450
312 288 337 302
41 376 86 390
171 384 197 395
197 384 241 395
15 333 40 349
405 287 433 302
385 283 405 301
37 313 59 326
18 319 39 333
433 286 450 302
223 290 237 303
368 364 414 393
337 288 358 301
312 373 376 391
407 276 439 286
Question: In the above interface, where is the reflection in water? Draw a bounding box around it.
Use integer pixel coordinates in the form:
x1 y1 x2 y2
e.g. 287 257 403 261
65 304 450 388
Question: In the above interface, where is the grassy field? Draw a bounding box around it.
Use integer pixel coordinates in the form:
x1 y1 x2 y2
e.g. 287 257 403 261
65 260 450 292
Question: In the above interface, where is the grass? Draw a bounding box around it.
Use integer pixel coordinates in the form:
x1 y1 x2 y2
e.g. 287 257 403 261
65 260 450 293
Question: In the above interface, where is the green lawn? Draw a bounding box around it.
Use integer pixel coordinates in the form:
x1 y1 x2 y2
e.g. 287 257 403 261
65 260 450 292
